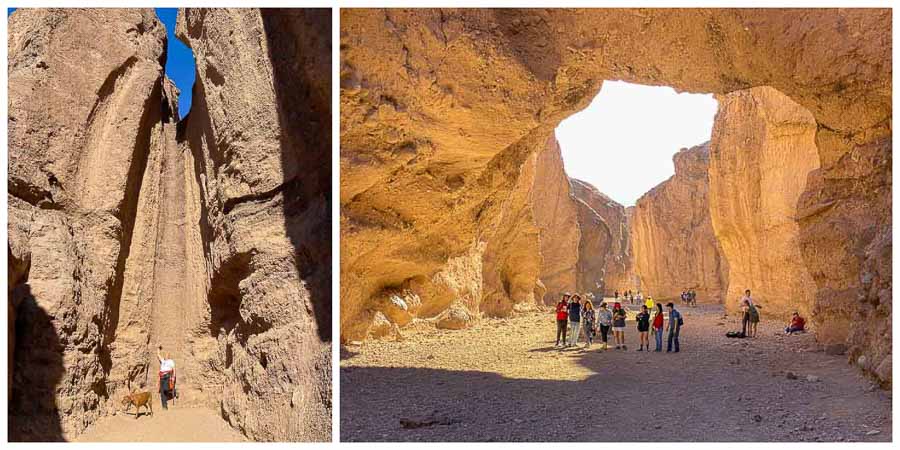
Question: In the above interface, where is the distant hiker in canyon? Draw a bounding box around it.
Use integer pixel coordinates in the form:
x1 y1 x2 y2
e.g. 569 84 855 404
157 346 176 410
652 303 665 351
635 305 651 351
689 289 697 307
748 302 760 338
554 293 571 347
636 291 644 305
597 302 613 350
739 289 754 337
582 300 596 348
567 294 583 347
785 312 806 334
666 303 683 353
644 296 654 314
612 302 627 350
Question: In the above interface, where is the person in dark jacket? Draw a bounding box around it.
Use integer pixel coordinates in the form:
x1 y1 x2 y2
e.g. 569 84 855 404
666 303 683 353
567 295 583 347
554 293 571 347
635 305 651 351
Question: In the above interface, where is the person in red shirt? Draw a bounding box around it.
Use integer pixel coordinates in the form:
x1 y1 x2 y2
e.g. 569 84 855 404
785 311 806 334
652 303 665 351
555 293 571 347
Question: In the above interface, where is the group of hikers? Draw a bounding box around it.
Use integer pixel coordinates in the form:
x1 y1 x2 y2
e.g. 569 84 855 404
733 289 808 338
555 292 683 352
680 289 697 306
555 288 809 350
612 290 641 305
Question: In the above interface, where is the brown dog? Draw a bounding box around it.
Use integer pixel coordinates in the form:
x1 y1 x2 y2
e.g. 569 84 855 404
121 391 153 419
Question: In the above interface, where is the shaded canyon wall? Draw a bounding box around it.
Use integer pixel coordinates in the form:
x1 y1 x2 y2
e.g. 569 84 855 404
8 8 332 441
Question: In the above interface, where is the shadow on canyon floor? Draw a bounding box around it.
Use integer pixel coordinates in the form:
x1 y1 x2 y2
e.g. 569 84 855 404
340 308 891 442
9 283 66 442
261 8 332 343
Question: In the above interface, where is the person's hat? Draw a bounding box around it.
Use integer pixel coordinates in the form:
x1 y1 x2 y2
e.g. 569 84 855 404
564 292 571 296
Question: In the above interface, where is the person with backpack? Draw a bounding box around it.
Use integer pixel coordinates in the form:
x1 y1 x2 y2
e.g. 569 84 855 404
596 302 613 350
612 302 627 350
582 300 596 348
748 301 760 337
666 302 683 353
739 289 754 337
652 303 665 351
689 289 697 307
567 294 583 347
554 293 570 347
635 305 650 351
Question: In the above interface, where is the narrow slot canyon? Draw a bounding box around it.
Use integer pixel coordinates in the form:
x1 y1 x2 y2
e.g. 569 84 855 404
8 8 331 442
339 8 891 442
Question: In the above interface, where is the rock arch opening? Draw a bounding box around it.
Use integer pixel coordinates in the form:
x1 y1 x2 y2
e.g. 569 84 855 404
339 8 891 387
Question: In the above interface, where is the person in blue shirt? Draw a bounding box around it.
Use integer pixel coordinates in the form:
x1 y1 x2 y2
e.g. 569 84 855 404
666 302 683 353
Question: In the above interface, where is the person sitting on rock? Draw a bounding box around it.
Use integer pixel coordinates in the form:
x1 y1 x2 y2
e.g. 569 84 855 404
784 312 806 334
157 346 176 410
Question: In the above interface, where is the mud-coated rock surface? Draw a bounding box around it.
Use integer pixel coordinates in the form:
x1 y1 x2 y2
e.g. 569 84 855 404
708 86 820 319
8 8 331 442
631 144 728 301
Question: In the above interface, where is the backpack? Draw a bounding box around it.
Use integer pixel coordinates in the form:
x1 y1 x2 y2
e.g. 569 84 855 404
677 315 684 327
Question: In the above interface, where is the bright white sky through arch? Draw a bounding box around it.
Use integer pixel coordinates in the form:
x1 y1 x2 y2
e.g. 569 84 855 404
555 81 719 207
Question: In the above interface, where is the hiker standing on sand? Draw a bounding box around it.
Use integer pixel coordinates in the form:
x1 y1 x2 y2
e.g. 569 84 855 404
157 346 175 410
597 302 613 350
612 302 627 350
554 293 570 347
748 301 760 338
567 294 583 347
635 305 651 351
652 303 665 351
666 303 683 353
582 300 596 348
739 289 754 337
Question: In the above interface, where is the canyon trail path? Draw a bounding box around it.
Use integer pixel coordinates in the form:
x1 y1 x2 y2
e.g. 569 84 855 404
75 407 246 442
341 304 891 442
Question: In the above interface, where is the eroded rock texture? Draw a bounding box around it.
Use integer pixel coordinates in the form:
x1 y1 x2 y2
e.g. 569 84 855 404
8 8 331 441
570 178 633 296
340 8 890 384
175 8 332 442
631 144 728 301
708 86 819 318
8 9 166 440
531 135 580 304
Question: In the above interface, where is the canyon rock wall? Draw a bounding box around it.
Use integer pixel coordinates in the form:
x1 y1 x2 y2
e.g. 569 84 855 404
8 8 331 441
340 10 891 385
176 8 332 441
8 9 166 440
570 178 633 296
531 135 580 304
631 144 728 301
708 86 819 319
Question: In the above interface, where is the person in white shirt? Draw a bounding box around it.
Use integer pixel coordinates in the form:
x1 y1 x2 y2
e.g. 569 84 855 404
157 346 175 410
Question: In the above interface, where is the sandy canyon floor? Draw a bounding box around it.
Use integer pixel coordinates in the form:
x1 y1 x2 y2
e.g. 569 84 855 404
75 407 245 442
341 304 891 442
